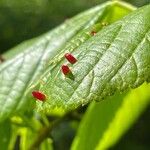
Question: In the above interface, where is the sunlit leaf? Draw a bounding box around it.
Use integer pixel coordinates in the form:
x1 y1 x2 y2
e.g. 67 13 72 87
37 4 149 112
0 2 111 122
71 83 150 150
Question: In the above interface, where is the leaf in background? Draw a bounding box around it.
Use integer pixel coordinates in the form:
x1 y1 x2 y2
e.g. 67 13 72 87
71 93 125 150
38 4 150 112
0 1 111 122
71 83 150 150
3 37 38 60
0 119 11 150
96 83 150 150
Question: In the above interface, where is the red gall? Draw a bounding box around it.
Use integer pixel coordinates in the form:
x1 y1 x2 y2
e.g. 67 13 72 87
61 65 71 75
32 91 46 101
64 53 77 64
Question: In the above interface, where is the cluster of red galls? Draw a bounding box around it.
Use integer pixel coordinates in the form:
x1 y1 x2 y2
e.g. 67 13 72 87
32 30 97 102
32 53 77 102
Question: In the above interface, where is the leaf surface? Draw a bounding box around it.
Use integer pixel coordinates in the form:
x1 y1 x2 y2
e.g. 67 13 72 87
38 4 150 111
0 2 111 122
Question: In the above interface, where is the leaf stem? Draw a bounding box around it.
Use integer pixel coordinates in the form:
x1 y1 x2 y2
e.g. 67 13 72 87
28 110 82 150
112 0 136 11
28 114 67 150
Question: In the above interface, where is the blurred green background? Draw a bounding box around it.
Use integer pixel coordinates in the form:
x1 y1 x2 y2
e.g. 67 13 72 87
0 0 150 149
0 0 149 54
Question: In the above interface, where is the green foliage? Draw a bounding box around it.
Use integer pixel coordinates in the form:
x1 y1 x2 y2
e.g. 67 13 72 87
71 83 150 150
0 3 108 122
38 3 150 112
96 84 150 150
0 0 135 122
0 1 150 149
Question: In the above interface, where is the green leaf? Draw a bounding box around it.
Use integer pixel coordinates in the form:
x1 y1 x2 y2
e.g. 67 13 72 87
71 93 125 150
0 120 11 150
96 83 150 150
37 4 150 111
0 2 111 122
0 0 134 121
71 83 150 150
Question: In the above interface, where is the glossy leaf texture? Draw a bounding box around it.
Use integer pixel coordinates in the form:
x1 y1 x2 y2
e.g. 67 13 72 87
0 1 113 122
37 4 150 112
71 83 150 150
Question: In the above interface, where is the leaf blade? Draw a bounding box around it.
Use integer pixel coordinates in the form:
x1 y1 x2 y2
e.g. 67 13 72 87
96 83 150 150
39 4 150 111
71 83 150 150
0 3 110 122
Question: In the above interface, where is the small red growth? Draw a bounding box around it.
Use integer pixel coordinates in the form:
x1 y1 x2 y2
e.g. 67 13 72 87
32 91 46 101
65 53 77 64
61 65 71 75
91 31 97 36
